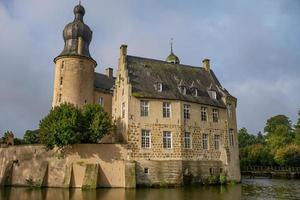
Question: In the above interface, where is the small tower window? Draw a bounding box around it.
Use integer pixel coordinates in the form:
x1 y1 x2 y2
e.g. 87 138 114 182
60 77 63 85
98 97 104 106
61 61 65 69
58 93 62 102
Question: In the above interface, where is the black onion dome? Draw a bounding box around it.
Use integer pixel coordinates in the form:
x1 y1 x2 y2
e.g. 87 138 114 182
57 4 94 60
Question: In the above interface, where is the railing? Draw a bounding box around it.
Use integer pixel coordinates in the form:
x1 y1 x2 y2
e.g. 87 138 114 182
242 166 300 173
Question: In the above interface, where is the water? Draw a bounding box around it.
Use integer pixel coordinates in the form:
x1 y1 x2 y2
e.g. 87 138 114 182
1 178 300 200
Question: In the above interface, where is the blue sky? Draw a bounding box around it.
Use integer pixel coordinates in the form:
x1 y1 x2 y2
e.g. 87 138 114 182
0 0 299 137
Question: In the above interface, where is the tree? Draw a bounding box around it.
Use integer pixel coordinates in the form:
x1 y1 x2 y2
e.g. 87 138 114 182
39 103 111 149
264 115 292 135
238 128 256 148
255 131 265 144
23 130 40 144
294 110 300 144
239 144 274 167
39 103 83 149
266 125 294 151
81 104 111 143
274 144 300 166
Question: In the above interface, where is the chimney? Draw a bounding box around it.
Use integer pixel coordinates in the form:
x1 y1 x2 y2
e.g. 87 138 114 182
202 58 210 71
105 68 113 78
120 44 127 57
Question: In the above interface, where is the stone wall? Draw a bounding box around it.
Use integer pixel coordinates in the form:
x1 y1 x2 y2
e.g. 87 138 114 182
135 160 223 186
0 144 135 188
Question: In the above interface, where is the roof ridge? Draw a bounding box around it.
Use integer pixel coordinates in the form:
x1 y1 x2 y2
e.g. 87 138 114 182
127 55 205 70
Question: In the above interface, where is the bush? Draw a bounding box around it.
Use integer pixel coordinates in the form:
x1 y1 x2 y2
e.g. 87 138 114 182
81 104 111 143
23 130 40 144
39 103 84 149
219 174 227 185
39 103 111 149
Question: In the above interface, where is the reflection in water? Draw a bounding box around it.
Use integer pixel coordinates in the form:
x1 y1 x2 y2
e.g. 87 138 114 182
1 179 300 200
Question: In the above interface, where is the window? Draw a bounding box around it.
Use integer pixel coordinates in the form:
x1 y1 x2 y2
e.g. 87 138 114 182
227 104 232 118
163 102 171 118
184 132 192 149
141 129 151 149
98 97 104 106
179 86 187 95
58 93 62 102
229 129 234 146
214 135 220 150
202 133 208 150
140 100 149 117
208 90 217 99
201 107 208 121
183 104 190 119
61 61 64 69
212 109 219 123
157 83 163 92
122 102 125 118
194 89 198 97
163 131 172 149
144 168 149 174
60 77 63 85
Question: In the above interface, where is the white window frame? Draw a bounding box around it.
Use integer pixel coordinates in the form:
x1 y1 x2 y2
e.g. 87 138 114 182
201 107 208 121
184 132 192 149
163 102 171 118
141 129 151 149
163 131 172 149
157 83 163 92
214 134 220 150
98 97 104 106
194 89 198 97
140 100 149 117
202 133 209 150
212 109 219 123
183 104 190 119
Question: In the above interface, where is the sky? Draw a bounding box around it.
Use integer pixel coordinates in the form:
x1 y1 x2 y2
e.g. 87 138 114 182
0 0 299 137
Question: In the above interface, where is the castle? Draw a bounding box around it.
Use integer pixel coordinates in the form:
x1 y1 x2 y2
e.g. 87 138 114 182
0 3 240 188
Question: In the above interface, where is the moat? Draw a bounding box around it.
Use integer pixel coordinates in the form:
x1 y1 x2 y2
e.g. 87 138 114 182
1 178 300 200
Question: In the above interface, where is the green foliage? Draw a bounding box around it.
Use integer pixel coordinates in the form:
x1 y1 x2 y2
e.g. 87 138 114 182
238 128 256 148
39 103 111 149
207 175 219 184
274 144 300 166
39 103 83 149
23 130 40 144
219 174 227 185
81 104 111 143
240 112 300 167
264 115 292 134
14 138 25 145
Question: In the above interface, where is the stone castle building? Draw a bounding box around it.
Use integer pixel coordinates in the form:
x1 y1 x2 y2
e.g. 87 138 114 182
0 3 240 189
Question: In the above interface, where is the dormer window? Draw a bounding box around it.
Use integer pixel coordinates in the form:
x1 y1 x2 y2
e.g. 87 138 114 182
154 82 163 92
179 86 186 95
208 90 217 99
192 88 198 97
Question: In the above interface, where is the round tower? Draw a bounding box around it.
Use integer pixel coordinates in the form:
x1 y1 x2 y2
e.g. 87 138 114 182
52 3 97 107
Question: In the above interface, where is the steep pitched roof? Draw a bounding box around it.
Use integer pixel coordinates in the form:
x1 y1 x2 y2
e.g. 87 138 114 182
94 72 115 93
126 55 232 108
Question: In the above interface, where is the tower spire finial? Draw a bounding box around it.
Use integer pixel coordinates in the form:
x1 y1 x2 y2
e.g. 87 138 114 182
79 0 81 5
170 38 174 53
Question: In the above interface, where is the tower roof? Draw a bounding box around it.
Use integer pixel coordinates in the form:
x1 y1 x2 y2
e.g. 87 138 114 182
166 39 180 64
56 3 95 61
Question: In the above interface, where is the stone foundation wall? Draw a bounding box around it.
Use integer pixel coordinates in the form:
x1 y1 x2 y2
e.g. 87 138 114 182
135 160 223 186
0 144 135 188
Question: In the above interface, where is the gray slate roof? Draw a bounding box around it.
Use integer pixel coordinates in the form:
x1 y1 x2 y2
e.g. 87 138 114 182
126 55 232 108
94 73 115 93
